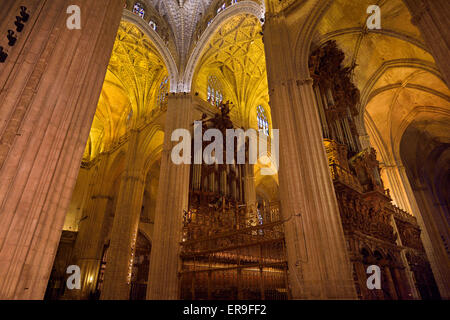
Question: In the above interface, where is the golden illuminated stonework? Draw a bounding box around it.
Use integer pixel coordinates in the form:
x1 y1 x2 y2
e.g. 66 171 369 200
1 0 448 303
194 14 270 129
84 21 168 161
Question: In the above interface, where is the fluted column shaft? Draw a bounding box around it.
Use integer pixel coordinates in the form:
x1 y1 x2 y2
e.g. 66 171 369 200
0 0 123 300
101 131 145 300
395 163 450 298
381 165 413 213
244 164 257 209
263 14 357 299
70 155 112 299
147 93 193 300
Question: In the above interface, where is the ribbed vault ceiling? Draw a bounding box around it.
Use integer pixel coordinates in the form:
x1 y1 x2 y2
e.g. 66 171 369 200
84 21 168 161
194 14 269 127
316 0 450 164
145 0 215 59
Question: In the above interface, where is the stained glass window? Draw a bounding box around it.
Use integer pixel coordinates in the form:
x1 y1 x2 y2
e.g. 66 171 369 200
133 2 145 18
207 76 223 108
257 105 269 135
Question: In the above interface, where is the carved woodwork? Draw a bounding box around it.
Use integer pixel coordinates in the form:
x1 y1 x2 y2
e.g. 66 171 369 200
180 102 288 300
311 41 439 300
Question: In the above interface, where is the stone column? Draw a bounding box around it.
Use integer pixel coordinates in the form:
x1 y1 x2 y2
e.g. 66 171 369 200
0 0 123 300
244 164 257 210
101 131 146 300
263 14 356 299
147 93 193 300
403 0 450 86
381 164 413 213
397 164 450 299
69 154 113 299
377 157 449 298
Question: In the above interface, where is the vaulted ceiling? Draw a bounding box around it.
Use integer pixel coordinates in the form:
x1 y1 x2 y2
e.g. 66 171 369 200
87 0 450 173
316 0 450 165
84 21 168 161
193 14 269 128
144 0 215 60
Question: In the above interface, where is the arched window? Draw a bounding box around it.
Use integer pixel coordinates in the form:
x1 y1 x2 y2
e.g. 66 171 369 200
207 76 223 107
257 105 269 135
157 77 169 110
133 2 145 18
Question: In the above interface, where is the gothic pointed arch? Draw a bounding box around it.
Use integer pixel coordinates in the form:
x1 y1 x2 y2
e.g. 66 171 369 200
183 1 264 92
122 9 179 92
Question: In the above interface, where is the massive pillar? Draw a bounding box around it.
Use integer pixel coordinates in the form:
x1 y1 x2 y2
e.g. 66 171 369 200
69 155 113 299
389 162 450 298
407 179 450 299
403 0 450 87
147 93 193 300
101 131 146 300
263 13 357 299
0 0 123 299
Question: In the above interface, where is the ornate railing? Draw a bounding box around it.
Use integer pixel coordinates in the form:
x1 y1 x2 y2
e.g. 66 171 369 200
329 163 363 193
181 220 285 257
389 203 417 225
179 221 288 300
180 200 288 300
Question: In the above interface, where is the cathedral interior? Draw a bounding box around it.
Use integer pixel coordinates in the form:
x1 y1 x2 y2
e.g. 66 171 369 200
0 0 448 300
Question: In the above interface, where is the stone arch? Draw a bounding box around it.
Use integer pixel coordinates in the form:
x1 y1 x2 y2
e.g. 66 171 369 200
138 227 152 246
292 0 448 146
122 10 179 92
361 59 443 110
292 0 334 78
139 125 164 173
105 148 127 186
182 1 264 93
246 85 272 130
393 107 450 163
318 28 429 53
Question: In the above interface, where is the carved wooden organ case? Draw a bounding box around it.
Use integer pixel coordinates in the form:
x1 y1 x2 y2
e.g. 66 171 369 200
309 40 440 300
